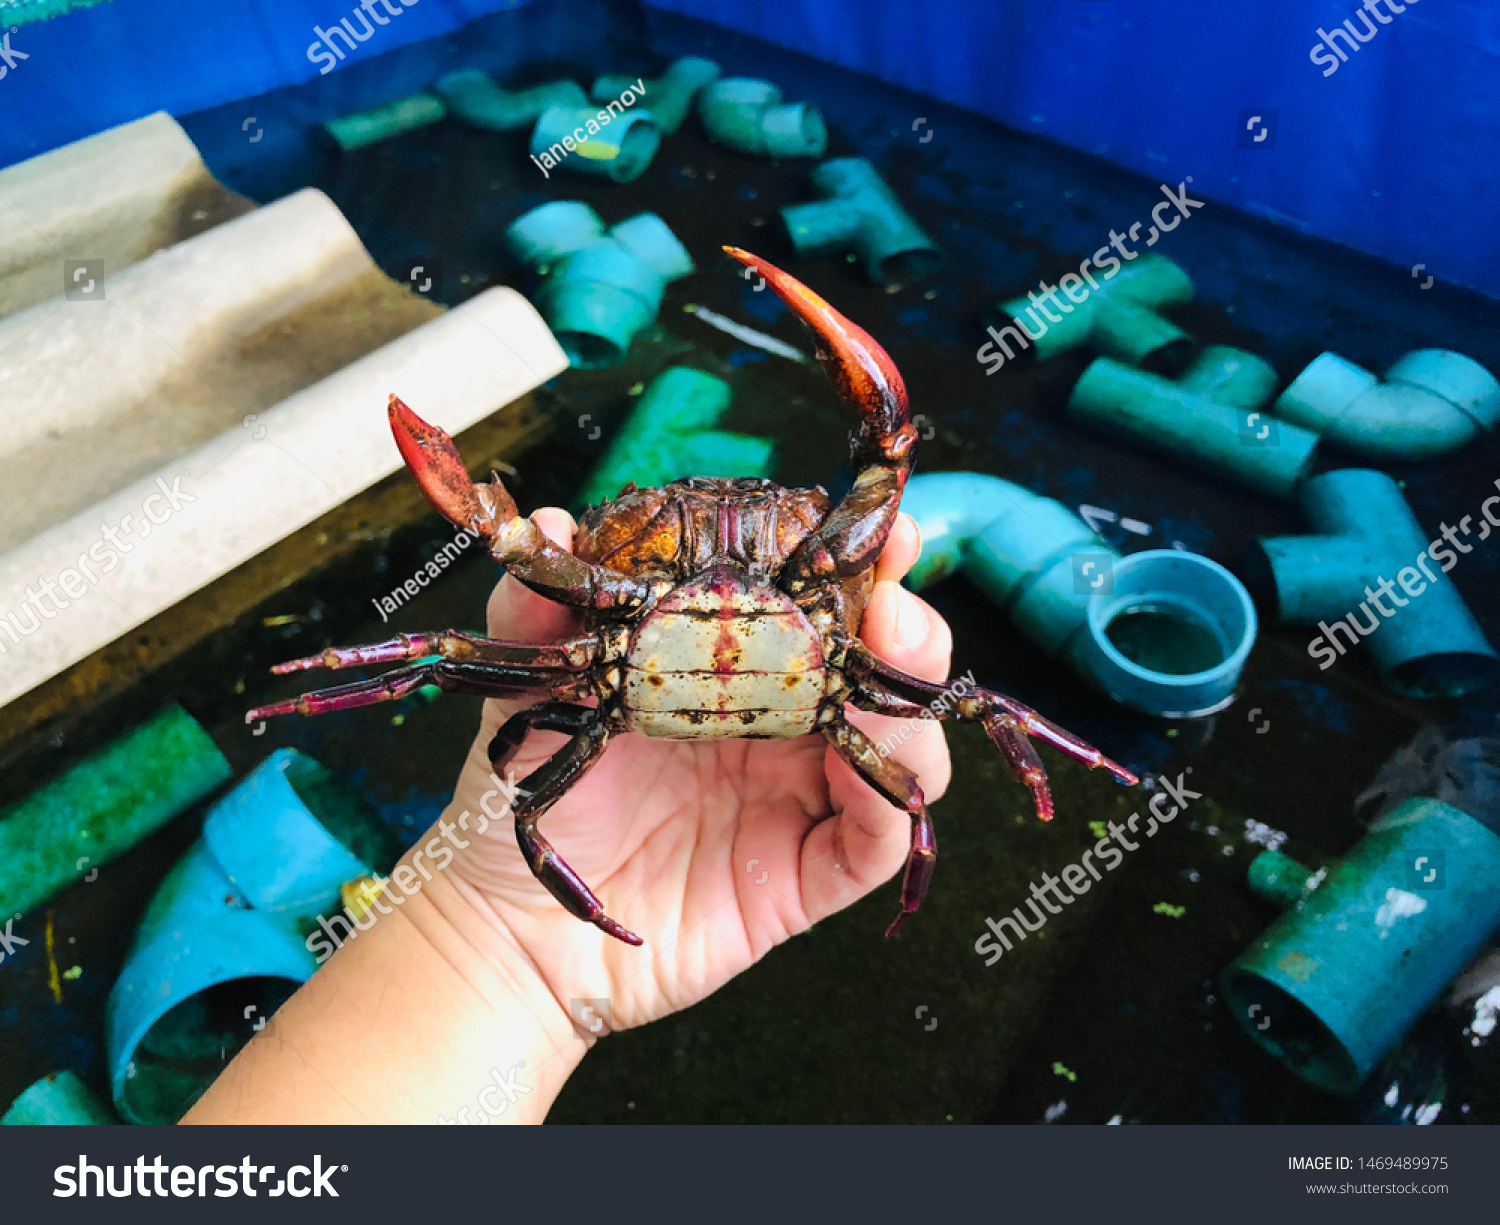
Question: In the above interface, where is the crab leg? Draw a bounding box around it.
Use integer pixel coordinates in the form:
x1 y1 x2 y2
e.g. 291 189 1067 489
843 640 1137 825
388 396 658 613
722 249 917 593
498 705 641 945
822 716 936 937
269 631 597 675
246 658 589 721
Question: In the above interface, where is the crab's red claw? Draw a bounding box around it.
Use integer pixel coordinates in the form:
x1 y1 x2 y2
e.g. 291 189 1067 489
388 395 515 538
722 247 916 469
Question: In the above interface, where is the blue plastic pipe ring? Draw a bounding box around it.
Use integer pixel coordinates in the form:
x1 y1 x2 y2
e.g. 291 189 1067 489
1070 549 1258 718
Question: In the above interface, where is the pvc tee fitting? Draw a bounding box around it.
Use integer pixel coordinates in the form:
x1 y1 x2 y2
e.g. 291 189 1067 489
985 253 1195 369
106 750 394 1123
902 472 1256 717
1275 349 1500 461
577 367 775 507
594 57 721 135
505 201 694 368
322 92 447 151
431 72 588 131
1250 468 1499 698
1224 797 1500 1094
698 78 827 158
1068 346 1319 500
780 158 945 288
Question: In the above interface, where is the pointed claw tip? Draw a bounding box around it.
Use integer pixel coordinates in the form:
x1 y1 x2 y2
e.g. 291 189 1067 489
884 913 911 938
598 916 643 946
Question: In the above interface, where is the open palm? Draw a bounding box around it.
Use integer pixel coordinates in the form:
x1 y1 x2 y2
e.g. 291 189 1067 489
441 507 951 1033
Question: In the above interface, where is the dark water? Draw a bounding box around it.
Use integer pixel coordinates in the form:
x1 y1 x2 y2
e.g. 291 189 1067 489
1106 607 1226 676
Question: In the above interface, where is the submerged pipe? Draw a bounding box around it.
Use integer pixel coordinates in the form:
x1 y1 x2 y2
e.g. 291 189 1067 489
322 92 447 151
594 57 721 135
984 253 1195 370
505 201 694 368
107 750 395 1123
1252 468 1499 698
577 367 775 507
1068 346 1319 500
2 1071 114 1125
902 472 1256 717
1274 349 1500 461
780 158 945 288
697 78 827 158
529 104 661 182
431 71 589 130
1224 797 1500 1095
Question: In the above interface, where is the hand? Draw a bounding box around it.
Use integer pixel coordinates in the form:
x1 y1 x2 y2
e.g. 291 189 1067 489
439 508 952 1033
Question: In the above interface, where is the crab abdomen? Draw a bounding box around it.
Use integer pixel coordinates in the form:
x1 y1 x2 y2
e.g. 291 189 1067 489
622 568 825 740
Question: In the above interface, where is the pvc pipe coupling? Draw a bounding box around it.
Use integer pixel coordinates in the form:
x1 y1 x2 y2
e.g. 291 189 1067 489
1249 468 1500 698
902 472 1256 718
106 749 396 1123
1224 796 1500 1094
1068 345 1319 500
985 253 1195 370
698 78 827 158
780 158 945 288
594 57 721 135
505 201 694 368
576 367 775 508
1275 349 1500 461
431 72 589 131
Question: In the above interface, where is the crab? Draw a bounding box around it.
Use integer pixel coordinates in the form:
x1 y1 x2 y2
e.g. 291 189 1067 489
247 247 1136 945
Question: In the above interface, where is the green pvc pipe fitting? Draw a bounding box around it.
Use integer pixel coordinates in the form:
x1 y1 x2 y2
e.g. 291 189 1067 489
430 71 588 131
530 104 661 182
1223 797 1500 1095
2 1070 115 1125
577 367 775 507
1067 348 1319 500
984 253 1195 368
698 78 827 158
1252 468 1500 698
1274 349 1500 461
0 704 232 919
901 473 1257 716
505 202 694 368
594 57 720 135
780 158 946 288
322 91 447 151
106 748 395 1123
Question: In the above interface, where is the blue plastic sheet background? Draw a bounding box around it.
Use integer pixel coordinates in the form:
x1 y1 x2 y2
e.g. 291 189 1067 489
2 0 1495 296
643 0 1500 298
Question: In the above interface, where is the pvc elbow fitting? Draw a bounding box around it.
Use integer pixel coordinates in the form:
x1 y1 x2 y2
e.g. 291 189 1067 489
780 158 945 288
530 104 661 182
902 472 1256 717
1224 797 1500 1094
1251 468 1499 698
106 750 393 1122
577 366 775 507
698 78 827 158
594 57 721 135
1275 349 1500 461
505 202 694 368
1067 347 1317 500
987 253 1195 368
431 71 589 131
322 91 447 151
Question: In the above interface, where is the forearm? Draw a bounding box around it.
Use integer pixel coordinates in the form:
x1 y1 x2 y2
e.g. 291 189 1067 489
183 837 585 1125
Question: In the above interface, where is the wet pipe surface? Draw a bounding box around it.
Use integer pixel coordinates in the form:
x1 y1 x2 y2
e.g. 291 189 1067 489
3 10 1498 1124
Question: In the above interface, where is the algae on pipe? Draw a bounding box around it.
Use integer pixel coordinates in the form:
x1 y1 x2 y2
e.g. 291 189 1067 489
0 704 232 918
